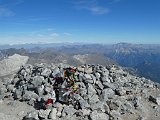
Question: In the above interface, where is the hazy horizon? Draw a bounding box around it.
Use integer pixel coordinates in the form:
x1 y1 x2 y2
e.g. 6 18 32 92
1 42 160 47
0 0 160 44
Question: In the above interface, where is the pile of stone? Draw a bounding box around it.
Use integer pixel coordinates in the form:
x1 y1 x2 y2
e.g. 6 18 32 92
0 63 160 120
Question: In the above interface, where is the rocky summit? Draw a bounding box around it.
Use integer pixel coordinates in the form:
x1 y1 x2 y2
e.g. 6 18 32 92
0 55 160 120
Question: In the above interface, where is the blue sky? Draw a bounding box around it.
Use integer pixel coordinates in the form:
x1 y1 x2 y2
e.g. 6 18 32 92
0 0 160 44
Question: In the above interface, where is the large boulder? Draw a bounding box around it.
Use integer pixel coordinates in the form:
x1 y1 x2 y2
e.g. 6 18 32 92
0 54 29 77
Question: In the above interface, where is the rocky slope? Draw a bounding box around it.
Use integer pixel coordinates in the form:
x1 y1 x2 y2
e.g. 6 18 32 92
0 59 160 120
73 54 116 66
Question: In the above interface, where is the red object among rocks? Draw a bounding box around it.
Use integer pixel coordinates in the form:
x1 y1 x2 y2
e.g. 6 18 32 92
46 99 53 105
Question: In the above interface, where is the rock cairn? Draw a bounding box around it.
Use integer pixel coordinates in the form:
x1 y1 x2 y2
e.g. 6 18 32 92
0 63 160 120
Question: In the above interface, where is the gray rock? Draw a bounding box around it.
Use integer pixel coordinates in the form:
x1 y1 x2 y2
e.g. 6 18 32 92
120 102 133 114
53 102 62 108
78 73 83 82
0 95 4 100
42 94 52 101
90 74 97 84
24 111 39 120
102 82 116 90
38 109 51 119
109 110 121 120
12 77 20 84
6 84 15 92
77 66 93 74
20 69 27 76
133 97 143 110
136 116 146 120
85 79 94 84
154 83 160 89
25 65 32 74
95 81 104 90
79 88 87 97
41 68 52 77
115 87 126 96
79 98 90 109
90 110 109 120
103 103 110 114
102 88 115 100
35 85 44 96
2 77 13 85
51 68 60 77
27 84 35 91
73 94 82 101
18 111 25 116
87 84 97 96
96 88 102 96
141 89 149 99
81 109 91 116
101 77 110 83
31 76 44 87
53 102 63 117
0 87 7 95
149 95 160 105
77 82 85 89
27 99 35 106
7 101 17 107
22 91 39 101
89 94 99 104
13 89 22 99
108 100 120 110
94 72 101 80
91 101 105 112
62 105 76 117
84 74 92 80
44 86 52 94
48 108 57 120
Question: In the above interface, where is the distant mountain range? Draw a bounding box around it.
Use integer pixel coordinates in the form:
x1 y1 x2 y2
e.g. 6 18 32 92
0 42 88 49
0 42 160 83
